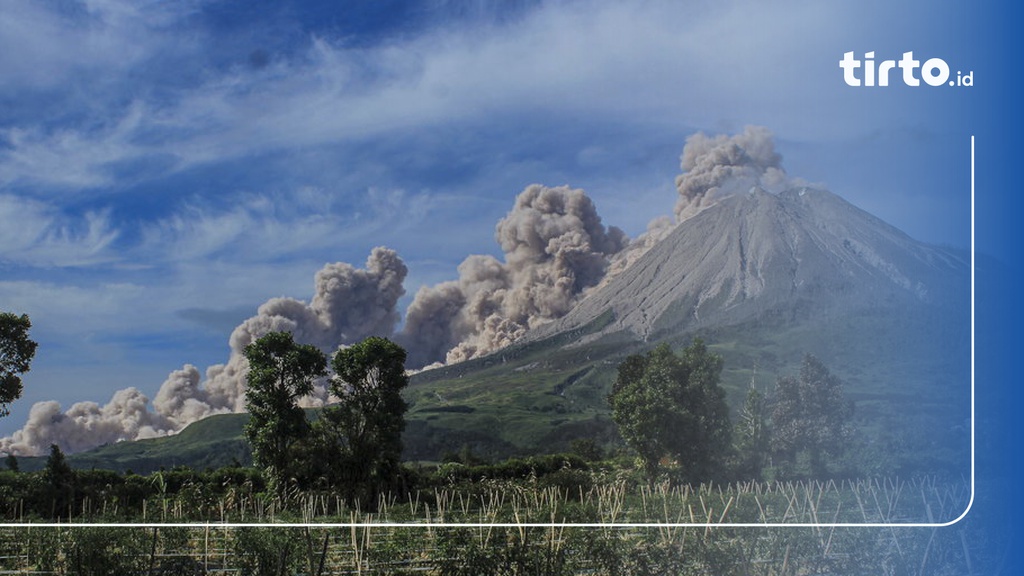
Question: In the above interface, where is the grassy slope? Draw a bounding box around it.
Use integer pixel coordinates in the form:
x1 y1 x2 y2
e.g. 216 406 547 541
17 413 251 474
404 291 969 463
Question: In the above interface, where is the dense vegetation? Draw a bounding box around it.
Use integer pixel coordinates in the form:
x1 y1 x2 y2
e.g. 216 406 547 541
1 334 957 509
0 505 1000 576
0 461 998 575
0 330 980 574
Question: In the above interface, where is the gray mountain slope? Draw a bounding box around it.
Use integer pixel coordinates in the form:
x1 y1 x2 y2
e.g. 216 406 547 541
530 186 968 345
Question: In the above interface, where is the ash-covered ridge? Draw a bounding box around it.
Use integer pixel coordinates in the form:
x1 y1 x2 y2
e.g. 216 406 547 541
530 186 968 344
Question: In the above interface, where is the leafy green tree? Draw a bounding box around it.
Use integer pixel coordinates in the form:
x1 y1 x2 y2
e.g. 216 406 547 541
770 354 854 479
242 331 327 498
43 443 73 484
316 336 409 510
0 312 38 417
733 381 771 480
43 443 76 519
570 438 603 462
608 339 732 483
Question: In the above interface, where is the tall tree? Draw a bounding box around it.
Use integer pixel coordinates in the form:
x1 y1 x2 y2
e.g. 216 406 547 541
770 354 854 479
0 312 38 418
243 331 327 497
609 339 732 483
43 443 75 519
317 337 409 510
733 381 771 480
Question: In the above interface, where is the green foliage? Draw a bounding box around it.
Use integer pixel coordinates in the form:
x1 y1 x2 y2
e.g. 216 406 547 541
441 444 488 466
769 354 855 479
242 331 327 497
0 311 38 418
43 444 75 519
66 527 153 575
0 461 275 522
433 453 589 486
436 527 579 576
608 339 733 483
315 336 409 510
569 438 604 462
0 513 996 576
0 461 998 575
231 528 307 576
732 382 770 480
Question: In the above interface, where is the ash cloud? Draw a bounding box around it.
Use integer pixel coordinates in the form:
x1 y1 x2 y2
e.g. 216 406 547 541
2 390 172 456
400 184 628 365
1 247 407 456
603 215 676 283
674 125 788 220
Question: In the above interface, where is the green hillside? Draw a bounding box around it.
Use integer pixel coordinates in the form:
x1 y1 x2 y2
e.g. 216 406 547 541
17 412 252 474
403 298 969 467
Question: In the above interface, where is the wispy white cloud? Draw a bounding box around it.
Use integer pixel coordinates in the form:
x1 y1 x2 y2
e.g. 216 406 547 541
0 0 203 190
0 280 147 337
138 186 438 265
0 1 134 90
0 0 878 193
0 0 202 93
0 195 119 266
0 103 163 190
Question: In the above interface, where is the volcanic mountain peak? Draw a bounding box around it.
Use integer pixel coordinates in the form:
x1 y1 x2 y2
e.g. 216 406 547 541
530 186 968 344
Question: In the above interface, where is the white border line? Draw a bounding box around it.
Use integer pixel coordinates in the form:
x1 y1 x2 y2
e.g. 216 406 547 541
1 137 977 530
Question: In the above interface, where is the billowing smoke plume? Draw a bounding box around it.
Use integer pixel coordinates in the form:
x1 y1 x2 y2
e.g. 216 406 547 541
400 184 628 366
1 127 803 455
202 246 408 414
0 248 407 456
2 390 173 455
602 215 675 283
597 127 794 290
674 125 788 221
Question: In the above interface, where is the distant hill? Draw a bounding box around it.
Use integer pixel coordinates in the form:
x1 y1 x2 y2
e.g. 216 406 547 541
16 412 251 474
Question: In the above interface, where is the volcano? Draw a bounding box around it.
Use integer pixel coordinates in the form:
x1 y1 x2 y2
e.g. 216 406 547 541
530 185 968 345
404 185 971 473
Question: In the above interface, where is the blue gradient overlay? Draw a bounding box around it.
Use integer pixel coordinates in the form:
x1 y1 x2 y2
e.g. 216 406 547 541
965 1 1024 572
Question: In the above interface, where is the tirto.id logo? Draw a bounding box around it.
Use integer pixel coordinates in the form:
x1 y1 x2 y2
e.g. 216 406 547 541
840 51 973 87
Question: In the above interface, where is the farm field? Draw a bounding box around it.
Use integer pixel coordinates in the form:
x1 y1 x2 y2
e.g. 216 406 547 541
0 473 1001 575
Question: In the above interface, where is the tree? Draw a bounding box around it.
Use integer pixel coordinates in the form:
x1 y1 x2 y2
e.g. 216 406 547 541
609 339 732 483
1 312 38 417
43 443 75 519
316 337 409 510
769 354 854 479
242 331 327 497
733 381 771 480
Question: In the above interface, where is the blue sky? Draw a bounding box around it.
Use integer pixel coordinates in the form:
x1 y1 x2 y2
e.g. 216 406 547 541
0 0 982 437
